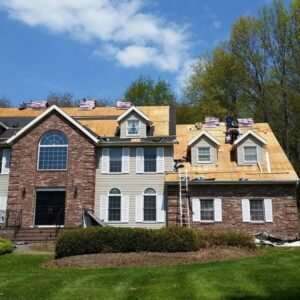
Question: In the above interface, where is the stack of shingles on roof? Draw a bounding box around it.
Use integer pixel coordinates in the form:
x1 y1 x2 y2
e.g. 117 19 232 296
204 117 219 127
238 118 254 127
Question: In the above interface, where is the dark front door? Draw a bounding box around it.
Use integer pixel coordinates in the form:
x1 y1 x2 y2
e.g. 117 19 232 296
35 191 65 226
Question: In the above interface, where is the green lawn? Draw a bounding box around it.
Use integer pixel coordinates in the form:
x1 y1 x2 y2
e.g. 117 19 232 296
0 249 299 299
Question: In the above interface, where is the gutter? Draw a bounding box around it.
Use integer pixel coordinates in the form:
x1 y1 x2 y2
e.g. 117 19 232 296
165 180 299 185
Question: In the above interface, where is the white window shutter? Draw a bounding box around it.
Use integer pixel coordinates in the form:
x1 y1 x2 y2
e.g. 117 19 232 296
192 199 200 222
1 149 10 174
122 148 130 173
156 147 165 173
264 199 273 222
135 195 143 222
242 199 250 222
156 195 165 222
0 196 7 211
100 195 108 222
101 148 110 174
214 198 222 222
121 195 129 222
136 148 144 173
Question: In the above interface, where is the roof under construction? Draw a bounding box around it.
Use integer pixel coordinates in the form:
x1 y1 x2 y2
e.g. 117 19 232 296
166 123 299 182
0 106 175 141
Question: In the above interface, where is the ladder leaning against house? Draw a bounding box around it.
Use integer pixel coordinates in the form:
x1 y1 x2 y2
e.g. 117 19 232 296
179 169 191 228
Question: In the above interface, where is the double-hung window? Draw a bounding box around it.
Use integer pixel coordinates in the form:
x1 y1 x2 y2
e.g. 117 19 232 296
109 148 122 172
144 188 156 221
0 149 2 172
244 146 257 162
198 147 211 163
38 131 68 170
144 148 157 172
108 188 121 221
127 120 139 135
249 199 264 221
200 199 214 221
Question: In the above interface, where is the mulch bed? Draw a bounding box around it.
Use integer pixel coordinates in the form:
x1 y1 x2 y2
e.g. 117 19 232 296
44 247 261 269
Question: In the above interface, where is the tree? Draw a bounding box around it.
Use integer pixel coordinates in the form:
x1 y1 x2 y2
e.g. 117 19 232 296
46 92 75 107
0 96 11 107
124 75 175 106
185 46 247 117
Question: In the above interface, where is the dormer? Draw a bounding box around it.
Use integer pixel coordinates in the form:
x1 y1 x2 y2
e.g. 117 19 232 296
188 130 220 165
233 130 267 165
117 106 150 139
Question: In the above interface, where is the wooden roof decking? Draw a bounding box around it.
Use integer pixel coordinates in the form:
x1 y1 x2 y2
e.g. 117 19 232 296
166 123 299 182
0 106 170 137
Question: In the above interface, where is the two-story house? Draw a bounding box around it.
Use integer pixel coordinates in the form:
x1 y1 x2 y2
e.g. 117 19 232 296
0 105 298 240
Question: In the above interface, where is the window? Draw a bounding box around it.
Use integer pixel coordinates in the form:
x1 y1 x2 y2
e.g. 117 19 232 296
198 147 211 163
0 149 2 172
38 131 68 170
144 148 156 172
250 199 265 221
200 199 214 221
109 148 122 172
244 146 257 162
108 188 121 221
144 188 156 221
127 119 139 135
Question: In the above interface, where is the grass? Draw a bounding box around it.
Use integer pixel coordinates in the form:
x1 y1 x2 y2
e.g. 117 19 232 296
0 249 299 299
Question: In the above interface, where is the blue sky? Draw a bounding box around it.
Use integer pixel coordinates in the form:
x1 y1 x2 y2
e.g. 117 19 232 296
0 0 288 106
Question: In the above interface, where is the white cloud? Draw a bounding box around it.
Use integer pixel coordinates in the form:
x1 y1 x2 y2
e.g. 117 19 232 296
175 58 197 92
211 20 221 29
0 0 191 73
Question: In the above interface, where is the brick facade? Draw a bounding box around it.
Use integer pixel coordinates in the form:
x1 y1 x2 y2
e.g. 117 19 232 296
167 184 299 239
6 111 96 227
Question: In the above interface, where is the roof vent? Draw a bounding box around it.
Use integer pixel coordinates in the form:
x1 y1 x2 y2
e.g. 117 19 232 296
195 122 202 130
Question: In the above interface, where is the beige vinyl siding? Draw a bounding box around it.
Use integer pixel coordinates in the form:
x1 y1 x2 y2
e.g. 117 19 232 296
0 175 9 211
95 146 173 228
190 136 218 165
120 112 147 138
237 135 265 165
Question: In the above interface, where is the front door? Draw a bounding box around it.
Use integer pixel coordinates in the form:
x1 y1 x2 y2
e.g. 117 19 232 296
35 191 65 226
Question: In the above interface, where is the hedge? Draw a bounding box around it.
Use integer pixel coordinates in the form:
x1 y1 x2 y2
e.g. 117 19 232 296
55 227 255 258
0 237 14 255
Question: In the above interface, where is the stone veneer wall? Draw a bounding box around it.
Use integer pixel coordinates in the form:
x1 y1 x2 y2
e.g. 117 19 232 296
167 184 299 238
6 112 96 227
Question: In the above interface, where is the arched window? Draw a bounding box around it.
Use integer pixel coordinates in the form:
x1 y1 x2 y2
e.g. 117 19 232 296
108 188 121 221
38 131 68 170
144 188 156 221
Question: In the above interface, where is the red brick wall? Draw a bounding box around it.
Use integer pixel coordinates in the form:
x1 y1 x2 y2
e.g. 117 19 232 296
7 112 96 227
167 184 299 239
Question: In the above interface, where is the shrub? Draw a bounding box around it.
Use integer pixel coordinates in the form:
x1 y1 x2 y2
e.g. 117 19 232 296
0 237 14 255
55 227 255 259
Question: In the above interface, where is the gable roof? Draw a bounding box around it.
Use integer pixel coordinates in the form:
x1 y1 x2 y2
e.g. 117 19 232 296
233 130 267 146
6 105 99 145
166 123 298 182
188 130 220 146
116 106 150 122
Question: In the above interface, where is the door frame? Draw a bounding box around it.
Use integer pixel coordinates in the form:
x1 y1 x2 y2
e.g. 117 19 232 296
33 188 66 227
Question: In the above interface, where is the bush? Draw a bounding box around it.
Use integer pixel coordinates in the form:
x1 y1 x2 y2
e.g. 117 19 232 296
55 227 255 259
0 237 14 255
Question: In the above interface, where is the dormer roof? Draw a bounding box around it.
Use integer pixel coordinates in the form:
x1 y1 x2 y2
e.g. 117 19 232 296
116 106 150 123
233 130 267 146
188 130 220 146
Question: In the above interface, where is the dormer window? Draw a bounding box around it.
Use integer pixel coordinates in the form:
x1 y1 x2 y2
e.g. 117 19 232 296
244 146 257 162
198 147 211 163
127 120 139 135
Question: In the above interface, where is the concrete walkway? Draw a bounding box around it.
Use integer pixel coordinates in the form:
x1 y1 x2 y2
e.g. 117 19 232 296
13 241 55 254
